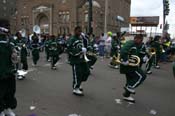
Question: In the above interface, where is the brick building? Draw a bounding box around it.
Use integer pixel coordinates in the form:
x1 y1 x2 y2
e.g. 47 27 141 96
0 0 16 29
12 0 131 35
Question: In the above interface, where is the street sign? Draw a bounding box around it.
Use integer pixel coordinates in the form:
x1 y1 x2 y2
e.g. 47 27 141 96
130 16 159 27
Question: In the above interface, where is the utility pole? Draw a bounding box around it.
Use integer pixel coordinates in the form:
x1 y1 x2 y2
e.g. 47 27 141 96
104 0 108 34
88 0 93 34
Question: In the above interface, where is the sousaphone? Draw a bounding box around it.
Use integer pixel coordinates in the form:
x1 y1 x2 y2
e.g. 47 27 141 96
33 25 41 34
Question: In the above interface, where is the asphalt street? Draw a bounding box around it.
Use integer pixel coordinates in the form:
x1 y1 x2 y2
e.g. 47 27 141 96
15 53 175 116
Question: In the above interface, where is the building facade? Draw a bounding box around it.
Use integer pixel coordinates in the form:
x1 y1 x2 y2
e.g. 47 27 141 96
12 0 131 35
0 0 16 29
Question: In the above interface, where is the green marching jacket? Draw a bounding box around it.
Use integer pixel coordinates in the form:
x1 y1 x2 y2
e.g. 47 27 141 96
14 37 27 62
67 35 85 65
120 40 141 74
110 38 119 57
48 39 61 56
150 41 162 55
0 39 15 79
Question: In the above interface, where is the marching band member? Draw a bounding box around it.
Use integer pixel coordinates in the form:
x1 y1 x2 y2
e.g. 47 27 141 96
120 34 147 103
31 32 40 66
67 26 90 96
48 35 61 70
0 28 17 116
45 35 51 61
13 32 28 80
14 32 28 71
109 34 120 69
81 33 97 70
87 34 98 70
145 37 154 74
151 36 162 69
138 42 148 68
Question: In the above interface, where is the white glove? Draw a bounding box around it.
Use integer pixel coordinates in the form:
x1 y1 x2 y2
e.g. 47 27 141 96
82 47 87 53
23 44 26 47
122 61 129 66
143 56 148 62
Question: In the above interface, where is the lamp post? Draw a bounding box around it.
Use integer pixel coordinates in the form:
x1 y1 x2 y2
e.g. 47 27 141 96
88 0 93 34
104 0 108 34
116 15 124 32
116 15 125 49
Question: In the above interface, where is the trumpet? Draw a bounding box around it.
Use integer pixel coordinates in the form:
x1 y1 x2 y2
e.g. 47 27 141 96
115 53 140 67
148 48 156 55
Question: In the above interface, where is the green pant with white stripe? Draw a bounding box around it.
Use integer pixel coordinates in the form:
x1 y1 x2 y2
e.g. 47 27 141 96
125 68 146 89
72 62 90 89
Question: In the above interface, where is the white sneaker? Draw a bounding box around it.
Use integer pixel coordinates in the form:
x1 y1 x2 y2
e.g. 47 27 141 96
17 75 24 80
123 96 135 103
0 112 5 116
114 65 119 69
79 86 83 91
32 64 36 67
4 108 16 116
51 66 57 70
147 70 152 74
155 65 160 69
73 88 84 96
90 66 94 70
109 64 118 69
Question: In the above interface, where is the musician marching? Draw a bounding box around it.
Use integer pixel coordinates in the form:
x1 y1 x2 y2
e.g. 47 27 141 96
31 32 40 66
120 34 147 103
109 34 120 69
81 33 97 70
44 35 51 62
145 37 155 74
11 32 28 80
138 42 148 68
13 32 28 71
0 27 17 116
67 26 90 96
151 36 162 69
48 35 61 70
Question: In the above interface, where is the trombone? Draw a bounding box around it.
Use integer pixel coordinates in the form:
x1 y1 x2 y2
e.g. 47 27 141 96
145 47 156 66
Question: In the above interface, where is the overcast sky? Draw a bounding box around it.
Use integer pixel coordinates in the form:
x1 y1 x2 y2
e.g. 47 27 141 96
131 0 175 37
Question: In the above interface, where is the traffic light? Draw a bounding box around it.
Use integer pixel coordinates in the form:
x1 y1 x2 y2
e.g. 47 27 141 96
164 23 169 30
163 0 170 16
